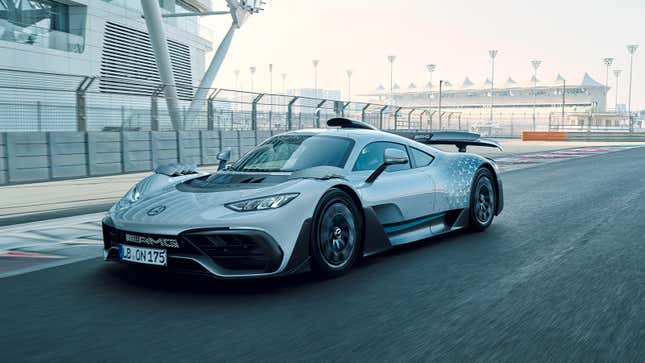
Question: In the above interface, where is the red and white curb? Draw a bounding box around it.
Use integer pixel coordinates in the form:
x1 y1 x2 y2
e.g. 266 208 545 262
0 213 105 278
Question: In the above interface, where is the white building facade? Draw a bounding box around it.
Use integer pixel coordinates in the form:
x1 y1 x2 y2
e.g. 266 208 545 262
0 0 214 131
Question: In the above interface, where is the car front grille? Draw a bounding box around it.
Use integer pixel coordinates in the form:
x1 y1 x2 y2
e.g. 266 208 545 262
101 223 199 254
102 222 283 275
182 232 283 273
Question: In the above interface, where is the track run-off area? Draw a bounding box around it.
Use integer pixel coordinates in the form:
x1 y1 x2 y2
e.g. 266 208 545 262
1 144 644 361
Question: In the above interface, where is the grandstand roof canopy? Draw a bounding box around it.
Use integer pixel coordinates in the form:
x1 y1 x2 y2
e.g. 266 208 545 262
581 72 604 87
462 77 475 88
370 73 606 94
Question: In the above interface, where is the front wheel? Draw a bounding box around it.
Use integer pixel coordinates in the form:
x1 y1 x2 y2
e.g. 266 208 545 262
469 168 496 232
309 189 363 278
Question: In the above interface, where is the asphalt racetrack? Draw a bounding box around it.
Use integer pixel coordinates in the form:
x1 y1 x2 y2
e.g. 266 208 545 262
2 147 645 362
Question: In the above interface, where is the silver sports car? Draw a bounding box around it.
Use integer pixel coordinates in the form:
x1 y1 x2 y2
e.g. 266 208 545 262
102 118 503 278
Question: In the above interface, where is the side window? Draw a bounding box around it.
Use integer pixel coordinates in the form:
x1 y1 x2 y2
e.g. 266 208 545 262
353 142 410 172
410 147 435 168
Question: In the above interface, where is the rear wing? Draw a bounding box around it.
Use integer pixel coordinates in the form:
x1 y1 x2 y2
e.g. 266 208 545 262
412 131 503 152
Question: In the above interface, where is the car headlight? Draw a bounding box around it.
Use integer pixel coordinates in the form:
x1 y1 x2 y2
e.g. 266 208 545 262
112 185 142 212
225 193 299 212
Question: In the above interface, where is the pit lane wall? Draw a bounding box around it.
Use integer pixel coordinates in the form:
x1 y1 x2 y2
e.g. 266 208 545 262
0 130 272 185
4 130 645 185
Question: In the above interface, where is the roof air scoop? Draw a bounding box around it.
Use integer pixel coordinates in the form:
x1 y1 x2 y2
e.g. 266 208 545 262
327 118 378 130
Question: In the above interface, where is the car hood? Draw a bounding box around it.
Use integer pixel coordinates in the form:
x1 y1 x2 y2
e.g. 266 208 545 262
110 174 303 230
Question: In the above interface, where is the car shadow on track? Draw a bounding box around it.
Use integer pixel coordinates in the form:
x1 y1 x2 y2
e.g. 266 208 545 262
97 226 500 296
100 263 316 295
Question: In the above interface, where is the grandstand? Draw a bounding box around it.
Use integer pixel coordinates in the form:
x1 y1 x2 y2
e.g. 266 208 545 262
362 73 620 134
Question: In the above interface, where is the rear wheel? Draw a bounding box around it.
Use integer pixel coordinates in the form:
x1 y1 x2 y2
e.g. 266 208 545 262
310 189 363 278
469 168 496 232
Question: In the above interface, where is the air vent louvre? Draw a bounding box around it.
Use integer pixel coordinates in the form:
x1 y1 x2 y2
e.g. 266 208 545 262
100 21 193 100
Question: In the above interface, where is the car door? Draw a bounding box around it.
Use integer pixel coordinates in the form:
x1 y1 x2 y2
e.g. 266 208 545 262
353 141 436 226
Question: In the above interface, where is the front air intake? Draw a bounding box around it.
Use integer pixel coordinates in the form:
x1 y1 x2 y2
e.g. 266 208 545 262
182 231 283 273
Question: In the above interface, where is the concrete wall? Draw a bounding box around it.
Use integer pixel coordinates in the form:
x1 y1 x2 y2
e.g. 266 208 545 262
523 131 645 142
0 133 7 184
0 130 280 185
565 132 645 142
0 129 525 185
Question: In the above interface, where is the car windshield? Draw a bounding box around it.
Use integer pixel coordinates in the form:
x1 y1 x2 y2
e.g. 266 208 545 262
232 134 354 172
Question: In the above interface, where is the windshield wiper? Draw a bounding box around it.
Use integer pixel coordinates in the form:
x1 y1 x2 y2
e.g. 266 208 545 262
239 168 280 172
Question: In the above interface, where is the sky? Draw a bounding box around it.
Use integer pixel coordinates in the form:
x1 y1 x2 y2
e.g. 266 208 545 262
204 0 645 109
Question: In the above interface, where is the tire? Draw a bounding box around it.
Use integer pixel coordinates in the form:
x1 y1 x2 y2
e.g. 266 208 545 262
468 168 496 232
309 188 363 278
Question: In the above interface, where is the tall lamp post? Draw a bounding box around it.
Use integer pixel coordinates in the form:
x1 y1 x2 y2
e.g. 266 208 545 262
438 80 444 130
530 60 542 131
346 69 353 101
312 59 320 98
561 77 566 130
249 66 256 92
268 63 274 130
281 73 287 93
602 57 614 110
234 69 241 113
388 55 396 105
268 64 273 94
426 64 436 129
488 50 498 132
613 69 622 111
626 44 639 132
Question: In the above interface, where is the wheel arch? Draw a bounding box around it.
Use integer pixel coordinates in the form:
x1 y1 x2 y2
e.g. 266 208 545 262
328 183 392 257
329 183 363 210
478 161 503 215
329 184 367 252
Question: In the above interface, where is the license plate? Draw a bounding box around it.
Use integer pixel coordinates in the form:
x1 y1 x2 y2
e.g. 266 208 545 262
119 244 167 266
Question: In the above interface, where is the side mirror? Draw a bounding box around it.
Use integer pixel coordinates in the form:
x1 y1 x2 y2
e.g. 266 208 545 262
383 148 409 166
217 149 231 171
365 148 409 183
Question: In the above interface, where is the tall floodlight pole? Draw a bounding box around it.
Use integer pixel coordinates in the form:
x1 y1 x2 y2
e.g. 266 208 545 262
249 66 256 92
602 57 614 111
626 44 639 132
268 64 273 94
234 68 241 112
531 60 542 131
561 78 566 130
388 55 396 105
281 73 287 93
438 80 444 129
613 69 622 111
346 69 353 101
426 64 436 129
312 59 320 98
140 0 182 129
182 0 265 126
488 50 498 132
269 63 273 130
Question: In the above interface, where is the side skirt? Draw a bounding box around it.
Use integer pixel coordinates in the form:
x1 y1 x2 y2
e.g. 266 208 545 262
383 209 468 246
285 208 471 270
362 207 393 257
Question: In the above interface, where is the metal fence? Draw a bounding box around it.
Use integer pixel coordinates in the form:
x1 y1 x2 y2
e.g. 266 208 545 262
0 68 471 133
8 68 628 136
